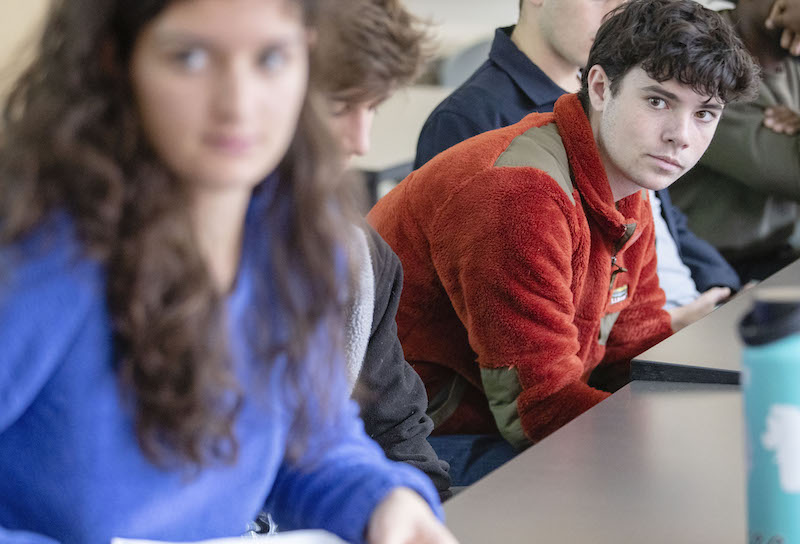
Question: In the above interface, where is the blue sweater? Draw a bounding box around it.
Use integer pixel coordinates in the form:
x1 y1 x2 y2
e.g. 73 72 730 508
0 184 441 544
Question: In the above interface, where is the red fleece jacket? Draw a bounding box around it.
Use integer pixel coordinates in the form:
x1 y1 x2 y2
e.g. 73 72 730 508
367 94 672 447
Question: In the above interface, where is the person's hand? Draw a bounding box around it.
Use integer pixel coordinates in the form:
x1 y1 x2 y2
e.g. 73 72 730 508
766 0 800 55
366 487 459 544
741 280 759 292
764 105 800 134
667 286 731 333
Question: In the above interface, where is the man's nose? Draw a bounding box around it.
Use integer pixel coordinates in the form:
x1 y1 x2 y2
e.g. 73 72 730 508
664 113 691 149
344 107 375 157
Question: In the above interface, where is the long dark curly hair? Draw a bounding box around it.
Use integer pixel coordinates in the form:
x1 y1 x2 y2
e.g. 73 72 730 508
0 0 355 467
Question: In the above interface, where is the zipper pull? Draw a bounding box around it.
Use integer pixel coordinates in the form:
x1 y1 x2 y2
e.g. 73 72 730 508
609 255 628 292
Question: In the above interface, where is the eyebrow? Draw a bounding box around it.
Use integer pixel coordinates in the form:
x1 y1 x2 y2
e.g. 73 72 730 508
152 32 297 51
642 84 723 111
153 33 213 49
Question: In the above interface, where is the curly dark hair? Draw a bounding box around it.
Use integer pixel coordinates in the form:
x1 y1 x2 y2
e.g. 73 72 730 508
313 0 431 104
0 0 353 468
577 0 760 108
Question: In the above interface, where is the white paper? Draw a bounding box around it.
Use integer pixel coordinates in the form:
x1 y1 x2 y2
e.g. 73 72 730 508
111 530 347 544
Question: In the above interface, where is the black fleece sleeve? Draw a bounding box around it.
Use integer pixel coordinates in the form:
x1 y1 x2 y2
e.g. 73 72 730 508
353 226 452 500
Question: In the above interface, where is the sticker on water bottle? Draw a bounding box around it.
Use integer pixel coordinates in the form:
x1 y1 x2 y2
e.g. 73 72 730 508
762 404 800 493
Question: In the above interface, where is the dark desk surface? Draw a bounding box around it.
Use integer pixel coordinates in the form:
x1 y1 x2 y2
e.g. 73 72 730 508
444 381 744 543
632 258 800 384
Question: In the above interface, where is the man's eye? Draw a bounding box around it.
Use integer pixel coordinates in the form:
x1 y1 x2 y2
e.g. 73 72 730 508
696 110 716 122
329 102 352 117
648 97 666 108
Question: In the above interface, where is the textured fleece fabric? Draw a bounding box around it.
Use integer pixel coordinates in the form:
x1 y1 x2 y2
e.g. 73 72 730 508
345 224 452 499
0 183 441 544
343 226 375 387
368 94 673 448
414 25 740 295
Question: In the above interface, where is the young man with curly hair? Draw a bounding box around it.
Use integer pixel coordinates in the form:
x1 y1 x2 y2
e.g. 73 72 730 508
369 0 759 485
415 0 743 330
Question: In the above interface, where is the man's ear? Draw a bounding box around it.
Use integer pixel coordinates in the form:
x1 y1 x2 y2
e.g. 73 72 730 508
586 65 611 113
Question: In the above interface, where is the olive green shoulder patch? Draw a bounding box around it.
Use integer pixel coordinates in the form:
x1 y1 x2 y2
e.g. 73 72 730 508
493 122 574 205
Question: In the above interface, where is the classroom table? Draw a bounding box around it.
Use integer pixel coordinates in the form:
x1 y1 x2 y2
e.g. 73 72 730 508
631 258 800 384
443 380 745 543
351 85 453 204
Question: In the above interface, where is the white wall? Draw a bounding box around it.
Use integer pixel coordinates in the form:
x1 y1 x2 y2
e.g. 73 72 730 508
0 0 50 99
402 0 518 57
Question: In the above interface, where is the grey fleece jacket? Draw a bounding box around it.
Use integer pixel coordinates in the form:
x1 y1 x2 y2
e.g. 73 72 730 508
344 225 452 500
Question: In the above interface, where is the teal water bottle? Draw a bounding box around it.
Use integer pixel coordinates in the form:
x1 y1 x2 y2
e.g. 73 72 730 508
740 287 800 544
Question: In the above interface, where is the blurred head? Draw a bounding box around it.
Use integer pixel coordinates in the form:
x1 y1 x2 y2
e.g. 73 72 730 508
519 0 626 70
1 0 349 467
3 0 325 231
129 0 311 197
576 0 760 200
313 0 429 162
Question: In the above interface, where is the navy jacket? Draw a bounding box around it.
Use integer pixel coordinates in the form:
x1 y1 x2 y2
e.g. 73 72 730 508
414 26 740 293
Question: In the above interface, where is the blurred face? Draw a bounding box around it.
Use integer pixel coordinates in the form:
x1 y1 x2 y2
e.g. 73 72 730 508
588 66 723 201
129 0 309 195
325 97 379 165
538 0 625 69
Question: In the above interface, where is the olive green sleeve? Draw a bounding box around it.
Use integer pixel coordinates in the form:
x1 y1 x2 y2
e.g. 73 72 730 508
480 367 529 450
698 64 800 201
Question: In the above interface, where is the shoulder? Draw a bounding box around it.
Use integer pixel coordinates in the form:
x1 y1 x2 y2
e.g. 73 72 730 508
426 72 517 131
448 118 575 210
1 213 104 310
361 224 400 278
0 214 106 427
433 164 579 250
421 118 576 221
0 215 106 375
493 121 574 203
449 63 516 107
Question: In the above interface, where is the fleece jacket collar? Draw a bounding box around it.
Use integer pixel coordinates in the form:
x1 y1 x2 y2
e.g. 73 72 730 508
553 93 643 252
